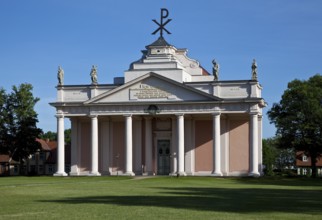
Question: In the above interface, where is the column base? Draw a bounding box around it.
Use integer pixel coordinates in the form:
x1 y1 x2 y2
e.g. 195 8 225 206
211 172 223 177
176 171 186 177
53 172 68 177
88 172 101 176
248 172 260 177
124 172 135 176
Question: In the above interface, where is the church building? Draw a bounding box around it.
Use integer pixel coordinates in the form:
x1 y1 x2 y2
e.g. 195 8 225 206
50 9 265 177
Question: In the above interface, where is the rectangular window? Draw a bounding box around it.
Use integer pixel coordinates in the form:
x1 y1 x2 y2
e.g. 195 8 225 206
302 155 308 162
39 152 45 161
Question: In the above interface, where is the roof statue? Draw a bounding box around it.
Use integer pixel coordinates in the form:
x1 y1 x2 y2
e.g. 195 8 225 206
212 59 219 81
57 66 64 86
152 8 172 37
251 59 258 80
90 65 98 84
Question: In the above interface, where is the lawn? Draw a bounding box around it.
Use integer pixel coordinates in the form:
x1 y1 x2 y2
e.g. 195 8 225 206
0 176 322 220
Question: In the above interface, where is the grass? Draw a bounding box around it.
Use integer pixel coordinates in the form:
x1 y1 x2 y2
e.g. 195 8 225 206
0 176 322 220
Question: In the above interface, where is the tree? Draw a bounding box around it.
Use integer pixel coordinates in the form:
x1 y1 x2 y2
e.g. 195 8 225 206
262 138 278 176
268 74 322 177
0 88 8 154
0 84 42 174
40 131 57 141
40 128 71 145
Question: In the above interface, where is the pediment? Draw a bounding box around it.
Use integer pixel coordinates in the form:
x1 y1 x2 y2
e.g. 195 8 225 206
85 72 221 104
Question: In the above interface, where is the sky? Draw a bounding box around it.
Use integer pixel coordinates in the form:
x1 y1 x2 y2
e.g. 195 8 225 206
0 0 321 138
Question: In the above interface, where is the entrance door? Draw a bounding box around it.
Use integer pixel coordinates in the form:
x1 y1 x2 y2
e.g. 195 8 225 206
157 140 170 175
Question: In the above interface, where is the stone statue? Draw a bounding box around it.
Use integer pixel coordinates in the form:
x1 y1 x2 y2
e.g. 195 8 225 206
251 59 257 80
57 66 64 85
212 59 219 81
90 65 98 84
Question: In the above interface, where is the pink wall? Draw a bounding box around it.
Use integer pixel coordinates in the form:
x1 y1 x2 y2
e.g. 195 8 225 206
229 119 249 173
195 120 213 172
80 122 91 172
112 121 125 173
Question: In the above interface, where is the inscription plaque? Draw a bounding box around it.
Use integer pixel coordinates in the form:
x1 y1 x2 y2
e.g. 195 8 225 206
130 84 174 100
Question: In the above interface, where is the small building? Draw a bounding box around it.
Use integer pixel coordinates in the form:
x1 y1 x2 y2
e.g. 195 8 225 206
296 151 322 176
0 154 19 176
0 139 70 176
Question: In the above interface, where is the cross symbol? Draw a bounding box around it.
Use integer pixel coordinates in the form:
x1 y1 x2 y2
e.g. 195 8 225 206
152 8 172 37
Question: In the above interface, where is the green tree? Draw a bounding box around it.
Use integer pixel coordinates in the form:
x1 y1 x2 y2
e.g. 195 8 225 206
262 138 278 176
40 131 57 141
64 128 71 145
0 88 8 154
1 84 42 174
40 129 71 144
268 74 322 177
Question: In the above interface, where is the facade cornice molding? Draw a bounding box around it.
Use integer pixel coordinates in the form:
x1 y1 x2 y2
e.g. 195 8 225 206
58 102 258 117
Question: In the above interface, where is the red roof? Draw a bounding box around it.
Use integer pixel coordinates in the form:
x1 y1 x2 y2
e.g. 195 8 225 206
0 154 19 164
36 139 58 151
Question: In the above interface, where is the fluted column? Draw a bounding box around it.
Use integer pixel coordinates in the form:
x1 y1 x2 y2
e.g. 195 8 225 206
89 115 100 176
212 112 223 176
125 114 135 176
54 115 67 176
177 114 186 176
249 112 260 177
144 117 153 175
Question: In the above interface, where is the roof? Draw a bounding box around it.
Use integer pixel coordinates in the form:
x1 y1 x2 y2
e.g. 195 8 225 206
0 154 19 164
296 151 322 167
36 139 58 151
146 36 172 47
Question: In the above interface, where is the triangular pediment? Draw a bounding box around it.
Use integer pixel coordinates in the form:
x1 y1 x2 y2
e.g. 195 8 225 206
85 72 221 104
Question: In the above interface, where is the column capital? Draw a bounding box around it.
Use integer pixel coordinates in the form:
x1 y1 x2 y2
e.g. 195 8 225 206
212 111 221 116
249 111 259 116
124 114 132 117
175 113 184 117
55 114 64 119
89 115 98 119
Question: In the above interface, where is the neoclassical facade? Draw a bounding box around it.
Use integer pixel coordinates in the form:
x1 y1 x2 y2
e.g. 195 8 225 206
50 36 265 177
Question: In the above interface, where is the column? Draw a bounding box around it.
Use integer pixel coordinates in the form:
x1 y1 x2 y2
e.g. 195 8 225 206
212 112 223 176
144 117 153 175
125 115 135 176
54 115 67 176
249 112 260 176
90 115 101 176
177 114 186 176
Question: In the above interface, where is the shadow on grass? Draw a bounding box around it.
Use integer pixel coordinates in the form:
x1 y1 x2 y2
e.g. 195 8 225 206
233 176 322 187
41 187 322 214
